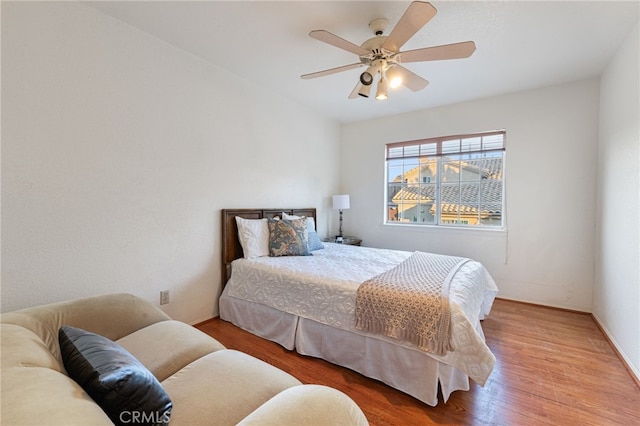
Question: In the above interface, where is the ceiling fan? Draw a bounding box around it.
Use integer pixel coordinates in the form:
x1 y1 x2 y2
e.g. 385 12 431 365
301 1 476 100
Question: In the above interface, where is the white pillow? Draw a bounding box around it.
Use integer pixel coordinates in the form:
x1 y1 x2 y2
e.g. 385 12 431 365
235 217 269 258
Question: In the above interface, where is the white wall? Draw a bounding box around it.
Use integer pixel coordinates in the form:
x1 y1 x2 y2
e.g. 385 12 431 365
595 23 639 379
1 2 341 323
341 78 600 312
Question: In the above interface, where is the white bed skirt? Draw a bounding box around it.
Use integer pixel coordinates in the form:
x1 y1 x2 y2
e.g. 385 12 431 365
219 290 470 406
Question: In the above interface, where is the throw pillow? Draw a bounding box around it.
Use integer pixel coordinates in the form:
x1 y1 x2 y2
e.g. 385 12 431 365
304 217 325 251
281 213 324 251
268 217 311 257
59 325 172 426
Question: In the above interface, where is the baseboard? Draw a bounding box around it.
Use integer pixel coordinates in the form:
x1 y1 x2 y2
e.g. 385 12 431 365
591 312 640 389
494 296 591 315
191 316 216 327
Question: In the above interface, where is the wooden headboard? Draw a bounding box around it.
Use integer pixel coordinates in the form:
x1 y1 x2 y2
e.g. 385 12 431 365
220 208 317 286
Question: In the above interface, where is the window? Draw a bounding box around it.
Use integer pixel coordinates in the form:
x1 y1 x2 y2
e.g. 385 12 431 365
385 130 505 228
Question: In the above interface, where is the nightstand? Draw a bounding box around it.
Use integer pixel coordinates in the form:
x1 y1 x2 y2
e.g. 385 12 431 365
325 236 362 246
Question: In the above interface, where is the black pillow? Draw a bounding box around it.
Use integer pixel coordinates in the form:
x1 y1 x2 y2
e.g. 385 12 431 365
59 325 172 426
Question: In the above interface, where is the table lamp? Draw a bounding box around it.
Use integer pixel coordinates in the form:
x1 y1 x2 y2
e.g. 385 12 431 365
332 194 350 242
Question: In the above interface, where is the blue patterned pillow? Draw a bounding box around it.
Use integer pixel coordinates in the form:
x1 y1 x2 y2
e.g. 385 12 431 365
268 218 311 257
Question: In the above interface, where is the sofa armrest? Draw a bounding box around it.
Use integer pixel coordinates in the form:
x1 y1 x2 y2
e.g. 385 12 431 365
0 293 170 361
238 385 368 426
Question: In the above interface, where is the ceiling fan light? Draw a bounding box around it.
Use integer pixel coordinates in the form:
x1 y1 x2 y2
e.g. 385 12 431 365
385 66 403 89
359 71 374 86
358 84 372 98
389 76 403 89
375 78 388 100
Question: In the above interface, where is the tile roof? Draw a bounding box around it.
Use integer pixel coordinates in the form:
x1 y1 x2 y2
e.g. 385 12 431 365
390 157 503 217
391 180 502 216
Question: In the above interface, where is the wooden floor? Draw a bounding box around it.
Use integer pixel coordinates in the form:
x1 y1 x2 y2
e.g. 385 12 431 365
197 299 639 425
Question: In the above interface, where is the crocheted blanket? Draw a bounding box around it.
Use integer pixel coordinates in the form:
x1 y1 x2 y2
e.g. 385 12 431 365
355 252 469 355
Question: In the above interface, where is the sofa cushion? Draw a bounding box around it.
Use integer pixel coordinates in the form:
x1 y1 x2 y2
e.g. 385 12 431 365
59 325 172 426
116 320 225 381
162 350 302 426
1 293 171 362
238 385 368 426
1 324 63 371
1 366 113 425
1 324 113 425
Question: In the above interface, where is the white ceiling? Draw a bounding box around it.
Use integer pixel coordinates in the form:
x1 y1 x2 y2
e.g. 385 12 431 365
86 1 639 123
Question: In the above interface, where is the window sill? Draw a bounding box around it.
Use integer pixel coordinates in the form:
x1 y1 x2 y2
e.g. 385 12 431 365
382 222 507 235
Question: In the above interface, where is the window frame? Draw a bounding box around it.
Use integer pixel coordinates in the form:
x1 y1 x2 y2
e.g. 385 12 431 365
384 130 506 230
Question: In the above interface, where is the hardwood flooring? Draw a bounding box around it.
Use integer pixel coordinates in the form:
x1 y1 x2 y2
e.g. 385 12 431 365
196 299 639 425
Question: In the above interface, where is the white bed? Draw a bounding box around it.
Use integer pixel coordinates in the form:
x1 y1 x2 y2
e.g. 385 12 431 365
219 208 498 406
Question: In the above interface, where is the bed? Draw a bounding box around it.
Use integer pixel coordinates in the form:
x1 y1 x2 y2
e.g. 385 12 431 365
219 208 498 406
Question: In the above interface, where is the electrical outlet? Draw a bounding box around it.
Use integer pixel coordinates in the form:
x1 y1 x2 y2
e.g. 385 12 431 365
160 290 170 305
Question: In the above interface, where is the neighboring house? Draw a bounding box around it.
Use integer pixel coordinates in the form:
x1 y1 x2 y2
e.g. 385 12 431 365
389 158 503 225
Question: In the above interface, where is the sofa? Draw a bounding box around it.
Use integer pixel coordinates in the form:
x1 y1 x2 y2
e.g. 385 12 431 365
1 293 368 425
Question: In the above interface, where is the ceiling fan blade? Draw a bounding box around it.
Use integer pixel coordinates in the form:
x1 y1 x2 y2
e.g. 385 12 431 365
349 82 362 99
301 63 364 80
382 1 437 53
309 30 370 56
399 41 476 63
390 65 429 92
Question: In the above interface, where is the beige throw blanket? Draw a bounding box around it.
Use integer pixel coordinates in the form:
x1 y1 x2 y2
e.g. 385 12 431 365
355 252 470 355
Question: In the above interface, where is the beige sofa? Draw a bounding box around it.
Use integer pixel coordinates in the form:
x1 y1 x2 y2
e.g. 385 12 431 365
1 293 367 425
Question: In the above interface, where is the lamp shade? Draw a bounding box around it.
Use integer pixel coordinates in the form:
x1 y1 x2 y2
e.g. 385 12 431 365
332 194 350 210
375 77 388 100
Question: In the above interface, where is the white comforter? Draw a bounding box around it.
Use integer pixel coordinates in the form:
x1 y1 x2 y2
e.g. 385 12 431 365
226 243 498 384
